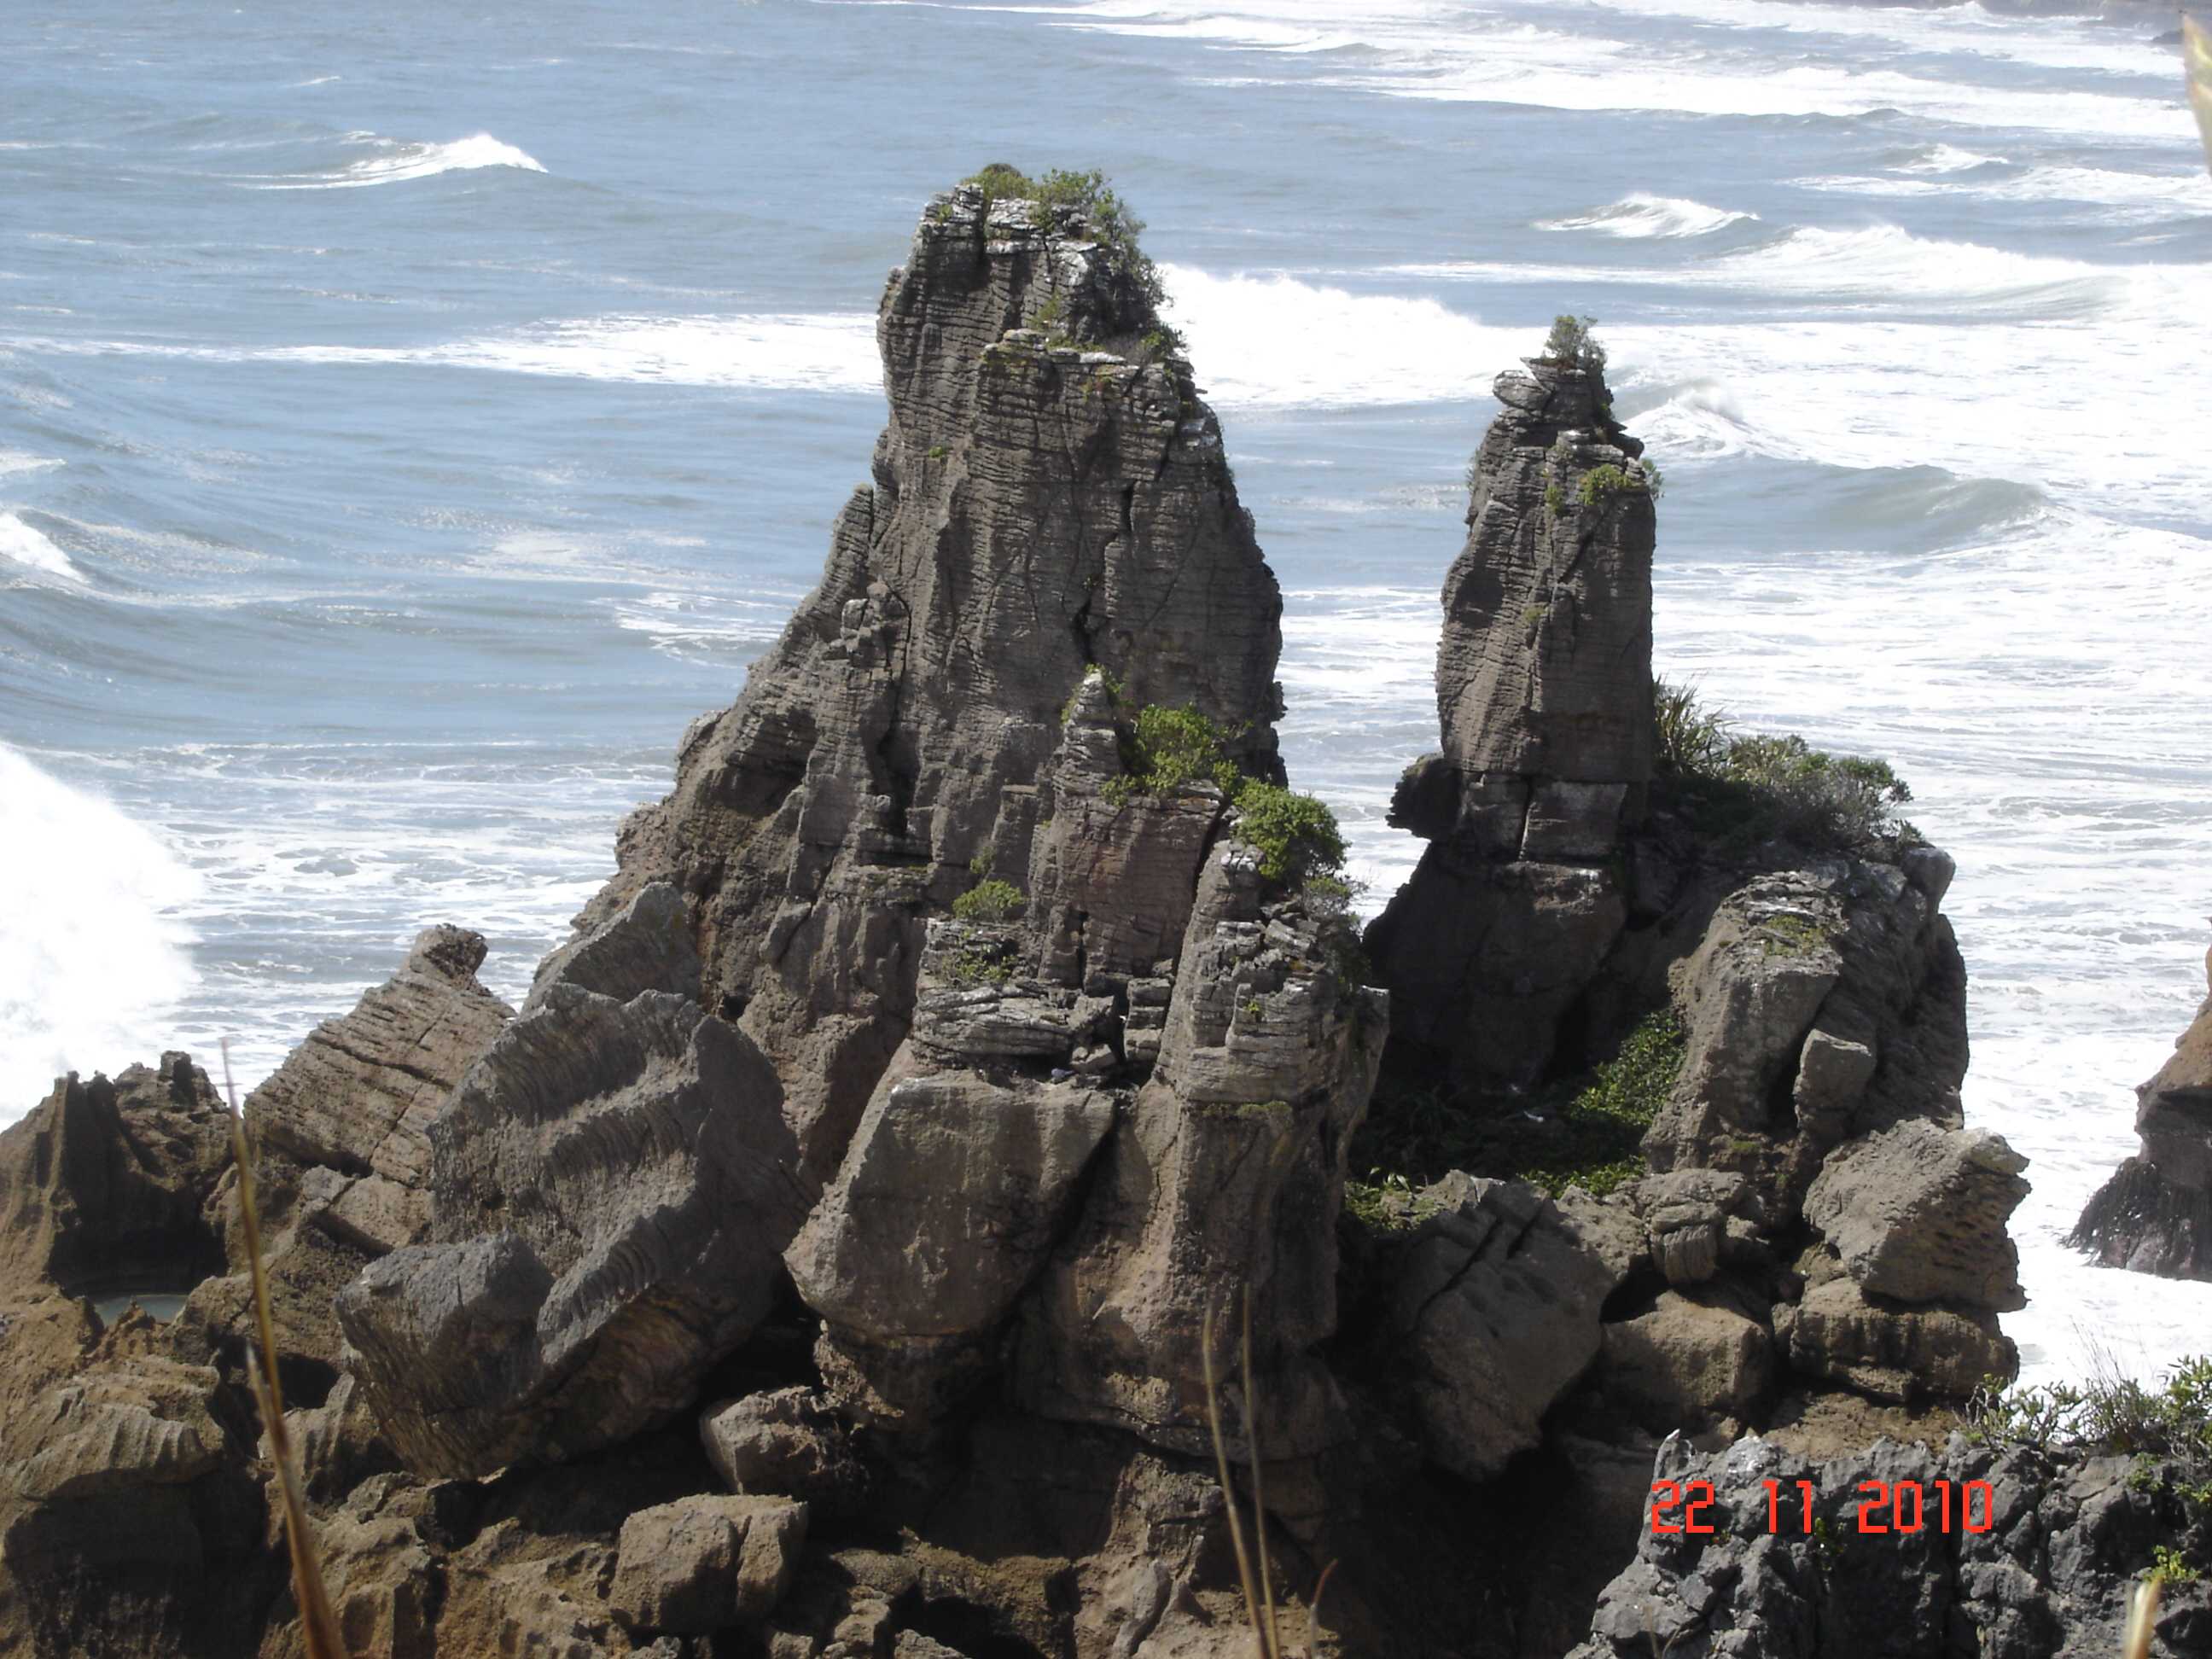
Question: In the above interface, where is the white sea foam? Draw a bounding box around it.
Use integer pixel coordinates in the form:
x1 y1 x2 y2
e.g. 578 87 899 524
1025 0 2187 138
0 748 200 1118
3 313 883 394
1538 194 1759 240
0 510 83 582
1802 163 2212 223
1160 265 1526 407
1900 143 2007 174
0 450 62 477
254 132 546 189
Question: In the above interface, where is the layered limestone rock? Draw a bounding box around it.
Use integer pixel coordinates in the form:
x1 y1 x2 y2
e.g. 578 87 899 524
573 178 1283 1186
0 1053 231 1305
171 928 511 1392
337 986 808 1476
1365 351 1656 1090
2072 940 2212 1279
1569 1434 2211 1659
1016 841 1387 1459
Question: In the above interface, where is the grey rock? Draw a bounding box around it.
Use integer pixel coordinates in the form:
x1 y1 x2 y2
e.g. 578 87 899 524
1569 1435 2211 1659
0 1053 230 1302
700 1388 865 1516
525 881 700 1010
609 1494 807 1634
1805 1119 2029 1311
789 1059 1116 1426
247 924 510 1193
338 987 808 1476
2073 940 2212 1278
1773 1258 2015 1402
1389 1173 1617 1480
1019 847 1386 1459
1597 1290 1772 1423
1365 352 1655 1090
572 183 1285 1188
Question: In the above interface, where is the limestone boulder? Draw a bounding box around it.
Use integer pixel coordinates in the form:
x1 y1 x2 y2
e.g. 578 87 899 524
608 1494 807 1635
337 987 808 1476
1388 1173 1618 1481
789 1057 1116 1427
1773 1260 2015 1403
1805 1119 2028 1311
700 1388 866 1516
1597 1290 1772 1424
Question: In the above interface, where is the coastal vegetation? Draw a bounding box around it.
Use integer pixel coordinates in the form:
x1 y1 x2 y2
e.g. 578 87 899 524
1347 1008 1687 1223
1653 677 1918 853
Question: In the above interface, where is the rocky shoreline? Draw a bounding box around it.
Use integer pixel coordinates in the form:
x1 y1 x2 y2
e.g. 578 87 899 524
0 174 2203 1658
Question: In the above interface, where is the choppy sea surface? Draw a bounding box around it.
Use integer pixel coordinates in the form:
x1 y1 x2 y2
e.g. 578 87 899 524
3 0 2208 1385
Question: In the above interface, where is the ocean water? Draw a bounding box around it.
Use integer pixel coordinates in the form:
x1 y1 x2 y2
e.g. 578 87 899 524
3 0 2208 1386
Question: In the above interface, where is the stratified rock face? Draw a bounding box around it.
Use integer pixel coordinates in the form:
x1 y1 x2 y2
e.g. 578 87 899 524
2072 942 2212 1278
336 987 809 1476
1645 859 1970 1182
1806 1119 2028 1311
1365 356 1655 1090
1016 844 1387 1459
248 924 512 1191
1388 1173 1618 1481
583 183 1283 1183
1569 1434 2212 1659
0 1053 230 1302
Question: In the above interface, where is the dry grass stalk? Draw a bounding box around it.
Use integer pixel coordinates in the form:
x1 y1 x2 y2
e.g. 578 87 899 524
1201 1289 1335 1659
2121 1576 2161 1659
220 1039 346 1659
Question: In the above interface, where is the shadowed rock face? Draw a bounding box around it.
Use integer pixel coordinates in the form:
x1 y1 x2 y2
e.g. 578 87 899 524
337 987 808 1476
1365 355 1655 1091
2071 941 2212 1279
580 182 1284 1185
0 1054 230 1303
1569 1435 2212 1659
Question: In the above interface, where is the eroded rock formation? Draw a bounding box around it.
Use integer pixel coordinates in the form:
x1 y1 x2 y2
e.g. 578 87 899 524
2072 940 2212 1279
1365 351 1654 1091
0 183 2103 1659
1569 1433 2211 1658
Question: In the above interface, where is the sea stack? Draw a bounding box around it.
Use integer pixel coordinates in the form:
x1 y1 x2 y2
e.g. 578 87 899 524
2070 939 2212 1278
1365 335 1656 1091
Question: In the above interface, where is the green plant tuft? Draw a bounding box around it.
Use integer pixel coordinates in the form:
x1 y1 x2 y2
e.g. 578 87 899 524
1543 313 1608 375
1104 702 1246 804
1650 678 1917 853
960 164 1179 341
1229 779 1347 887
1349 1008 1685 1199
952 877 1026 924
1577 463 1636 508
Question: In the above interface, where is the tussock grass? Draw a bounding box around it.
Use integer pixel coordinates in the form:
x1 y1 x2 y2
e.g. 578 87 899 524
220 1039 346 1659
1202 1290 1334 1659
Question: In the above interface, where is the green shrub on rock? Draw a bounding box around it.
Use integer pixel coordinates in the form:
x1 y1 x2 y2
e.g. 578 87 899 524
952 878 1026 924
1229 780 1347 887
1542 312 1608 375
1650 678 1917 853
1104 703 1245 804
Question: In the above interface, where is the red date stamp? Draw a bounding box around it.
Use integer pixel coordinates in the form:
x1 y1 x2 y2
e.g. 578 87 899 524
1650 1478 1996 1535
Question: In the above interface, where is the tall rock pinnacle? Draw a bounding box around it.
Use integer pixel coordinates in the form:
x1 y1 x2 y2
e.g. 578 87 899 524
1366 342 1657 1091
588 175 1285 1178
335 173 1357 1478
